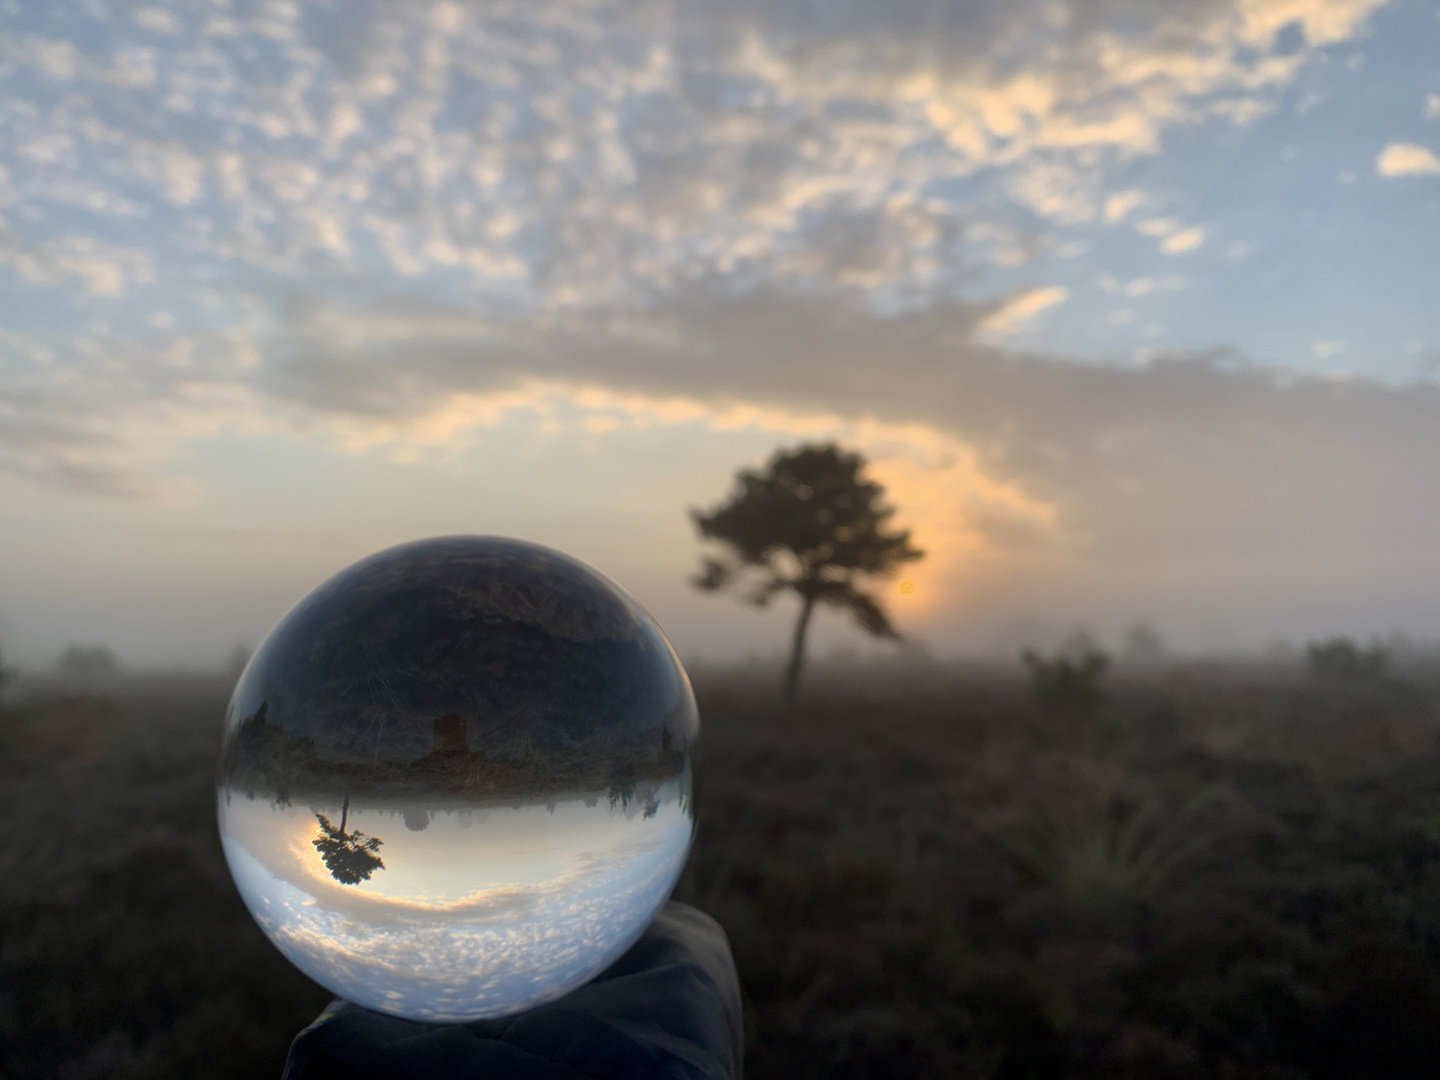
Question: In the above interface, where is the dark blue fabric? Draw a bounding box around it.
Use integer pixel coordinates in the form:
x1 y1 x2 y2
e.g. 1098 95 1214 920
281 903 743 1080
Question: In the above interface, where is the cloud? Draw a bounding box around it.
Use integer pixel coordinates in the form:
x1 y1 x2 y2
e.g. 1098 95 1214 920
1235 0 1386 46
1376 142 1440 177
275 289 1440 616
1426 95 1440 121
131 7 181 35
1103 190 1146 224
1161 227 1207 254
976 286 1070 335
1136 218 1180 238
0 235 155 297
1132 217 1207 254
0 309 279 499
7 275 1440 642
231 292 1440 644
0 0 1391 316
1100 274 1186 298
0 380 162 500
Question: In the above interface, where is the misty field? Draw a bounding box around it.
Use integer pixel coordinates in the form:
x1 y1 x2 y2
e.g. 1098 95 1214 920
6 656 1440 1079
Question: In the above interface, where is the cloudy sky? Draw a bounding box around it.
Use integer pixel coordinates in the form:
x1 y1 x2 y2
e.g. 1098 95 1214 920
222 792 691 1019
2 0 1439 667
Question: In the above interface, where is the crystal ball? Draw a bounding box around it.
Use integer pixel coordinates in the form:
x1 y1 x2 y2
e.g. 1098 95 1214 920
217 536 698 1022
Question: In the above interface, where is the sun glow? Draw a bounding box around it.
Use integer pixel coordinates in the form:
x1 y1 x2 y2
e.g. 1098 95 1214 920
306 381 1063 618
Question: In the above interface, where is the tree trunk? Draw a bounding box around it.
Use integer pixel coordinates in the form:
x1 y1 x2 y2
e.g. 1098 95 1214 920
340 795 349 834
782 591 817 704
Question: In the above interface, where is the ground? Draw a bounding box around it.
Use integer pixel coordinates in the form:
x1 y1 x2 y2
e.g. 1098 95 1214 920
4 656 1440 1079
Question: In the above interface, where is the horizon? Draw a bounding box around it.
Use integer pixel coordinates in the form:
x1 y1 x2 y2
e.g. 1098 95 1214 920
15 627 1439 680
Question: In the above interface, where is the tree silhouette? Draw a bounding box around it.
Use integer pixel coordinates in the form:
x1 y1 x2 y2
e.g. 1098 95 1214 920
1306 637 1388 681
1022 647 1108 712
312 797 386 885
57 644 120 685
691 442 924 702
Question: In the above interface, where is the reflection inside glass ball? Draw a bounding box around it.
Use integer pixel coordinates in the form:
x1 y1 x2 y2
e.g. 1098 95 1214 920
216 537 698 1022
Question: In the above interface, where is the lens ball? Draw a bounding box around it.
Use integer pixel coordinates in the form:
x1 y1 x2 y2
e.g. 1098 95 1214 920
217 536 698 1022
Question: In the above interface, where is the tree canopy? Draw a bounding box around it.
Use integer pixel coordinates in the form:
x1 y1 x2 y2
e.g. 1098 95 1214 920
312 799 385 885
691 442 924 701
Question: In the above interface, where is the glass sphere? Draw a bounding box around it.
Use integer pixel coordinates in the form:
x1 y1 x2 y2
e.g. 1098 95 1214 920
217 537 698 1022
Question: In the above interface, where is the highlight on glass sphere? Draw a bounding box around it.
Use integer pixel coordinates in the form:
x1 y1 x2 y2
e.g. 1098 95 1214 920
216 536 699 1023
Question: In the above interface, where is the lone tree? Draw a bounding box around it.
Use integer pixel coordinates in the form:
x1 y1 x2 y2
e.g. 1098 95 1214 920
312 797 386 885
691 442 924 702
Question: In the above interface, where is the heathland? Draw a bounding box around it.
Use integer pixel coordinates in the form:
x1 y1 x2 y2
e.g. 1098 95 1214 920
5 650 1440 1078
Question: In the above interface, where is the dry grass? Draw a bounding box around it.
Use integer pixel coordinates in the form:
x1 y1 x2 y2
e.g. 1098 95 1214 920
5 657 1440 1078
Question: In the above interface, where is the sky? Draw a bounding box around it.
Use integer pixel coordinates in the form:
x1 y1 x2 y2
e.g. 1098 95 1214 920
2 0 1439 667
222 790 691 1019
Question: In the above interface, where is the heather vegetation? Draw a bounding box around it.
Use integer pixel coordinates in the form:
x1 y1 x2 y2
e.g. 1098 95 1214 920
6 643 1440 1078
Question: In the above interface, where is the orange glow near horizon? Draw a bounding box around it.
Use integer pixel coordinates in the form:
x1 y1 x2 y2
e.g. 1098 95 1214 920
303 381 1066 623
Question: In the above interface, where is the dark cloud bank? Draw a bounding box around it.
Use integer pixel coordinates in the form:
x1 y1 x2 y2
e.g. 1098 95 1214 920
266 289 1440 646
